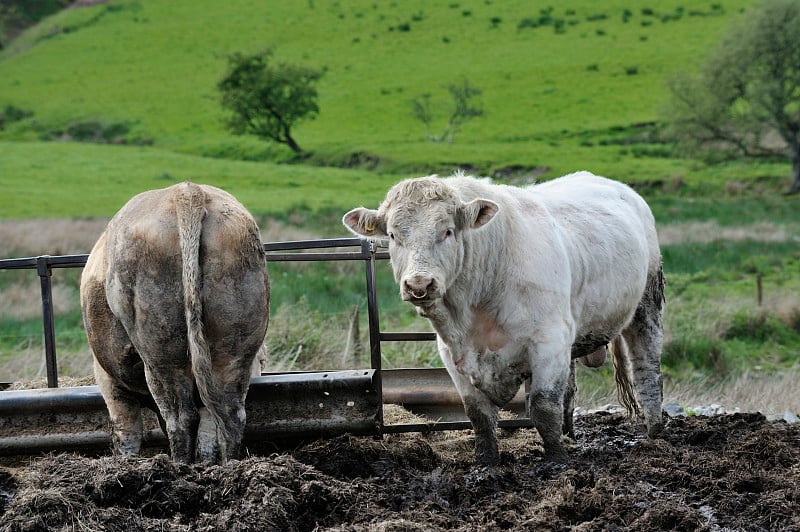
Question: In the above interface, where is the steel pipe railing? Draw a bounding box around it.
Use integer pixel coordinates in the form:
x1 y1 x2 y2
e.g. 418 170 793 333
0 237 431 389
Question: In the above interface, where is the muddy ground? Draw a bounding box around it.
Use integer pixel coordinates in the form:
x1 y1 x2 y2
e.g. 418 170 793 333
0 411 798 531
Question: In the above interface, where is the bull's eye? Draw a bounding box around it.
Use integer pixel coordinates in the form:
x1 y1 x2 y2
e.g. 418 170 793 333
388 232 395 241
445 228 454 238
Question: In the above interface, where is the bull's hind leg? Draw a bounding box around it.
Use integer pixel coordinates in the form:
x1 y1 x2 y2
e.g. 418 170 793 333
142 365 200 463
195 364 251 464
109 264 201 463
94 360 144 456
83 276 147 456
621 267 665 437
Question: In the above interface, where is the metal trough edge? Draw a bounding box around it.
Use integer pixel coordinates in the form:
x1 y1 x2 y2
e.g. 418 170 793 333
0 368 534 455
381 367 532 426
0 369 381 456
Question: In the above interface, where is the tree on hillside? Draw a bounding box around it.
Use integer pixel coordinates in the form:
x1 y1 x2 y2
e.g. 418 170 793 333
218 49 323 154
662 0 800 194
411 79 484 143
0 0 71 49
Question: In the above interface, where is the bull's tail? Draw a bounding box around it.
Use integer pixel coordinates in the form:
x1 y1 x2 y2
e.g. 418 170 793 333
175 182 228 461
609 336 641 419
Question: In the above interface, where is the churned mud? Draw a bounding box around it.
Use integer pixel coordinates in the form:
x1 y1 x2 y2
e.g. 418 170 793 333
1 411 798 531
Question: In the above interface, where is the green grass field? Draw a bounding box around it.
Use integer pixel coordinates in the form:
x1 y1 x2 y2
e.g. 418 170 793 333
0 0 757 171
0 0 797 412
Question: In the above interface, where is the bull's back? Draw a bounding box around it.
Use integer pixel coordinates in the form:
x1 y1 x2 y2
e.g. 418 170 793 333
92 183 268 373
530 173 659 329
534 173 658 253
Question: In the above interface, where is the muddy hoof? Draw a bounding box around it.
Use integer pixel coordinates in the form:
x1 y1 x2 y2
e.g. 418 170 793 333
544 448 569 464
647 422 665 438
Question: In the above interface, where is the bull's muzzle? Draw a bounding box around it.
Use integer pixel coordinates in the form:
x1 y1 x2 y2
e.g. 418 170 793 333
402 275 437 304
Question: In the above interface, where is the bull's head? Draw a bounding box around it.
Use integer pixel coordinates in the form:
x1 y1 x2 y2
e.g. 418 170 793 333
343 176 498 307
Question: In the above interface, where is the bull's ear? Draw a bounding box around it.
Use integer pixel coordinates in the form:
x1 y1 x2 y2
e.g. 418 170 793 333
342 208 387 238
459 199 498 229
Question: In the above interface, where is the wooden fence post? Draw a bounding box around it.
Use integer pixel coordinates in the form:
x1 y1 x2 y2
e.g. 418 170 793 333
342 305 362 366
756 273 763 307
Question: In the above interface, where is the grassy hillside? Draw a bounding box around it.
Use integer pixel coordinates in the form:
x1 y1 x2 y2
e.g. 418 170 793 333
0 0 756 171
0 141 393 219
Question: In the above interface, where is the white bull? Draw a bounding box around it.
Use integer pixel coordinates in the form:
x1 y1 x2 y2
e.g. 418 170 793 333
343 172 665 466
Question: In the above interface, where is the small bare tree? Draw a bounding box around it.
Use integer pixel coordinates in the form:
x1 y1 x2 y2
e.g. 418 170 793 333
411 79 484 143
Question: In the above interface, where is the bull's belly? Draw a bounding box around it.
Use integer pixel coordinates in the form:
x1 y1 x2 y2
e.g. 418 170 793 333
453 332 613 405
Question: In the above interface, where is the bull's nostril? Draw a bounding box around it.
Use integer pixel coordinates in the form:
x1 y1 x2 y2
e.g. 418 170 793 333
404 276 434 299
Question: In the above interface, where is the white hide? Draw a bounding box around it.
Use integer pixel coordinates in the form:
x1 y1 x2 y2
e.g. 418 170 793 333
343 171 664 464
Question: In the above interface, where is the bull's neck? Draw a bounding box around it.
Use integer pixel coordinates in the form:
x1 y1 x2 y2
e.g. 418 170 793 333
419 290 472 349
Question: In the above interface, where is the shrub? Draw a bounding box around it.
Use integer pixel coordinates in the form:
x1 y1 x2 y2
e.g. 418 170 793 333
722 309 793 343
662 336 728 373
622 9 633 23
0 104 33 129
45 119 132 144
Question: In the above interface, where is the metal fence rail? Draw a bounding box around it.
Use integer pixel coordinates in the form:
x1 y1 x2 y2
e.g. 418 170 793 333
0 238 534 452
0 238 436 388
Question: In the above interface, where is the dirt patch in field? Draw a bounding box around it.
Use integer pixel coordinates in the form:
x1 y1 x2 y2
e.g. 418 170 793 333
1 411 798 531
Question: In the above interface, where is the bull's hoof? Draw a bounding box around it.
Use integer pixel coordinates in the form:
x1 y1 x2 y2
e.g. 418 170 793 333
542 441 570 464
544 450 569 464
647 421 665 439
475 443 500 467
475 450 499 468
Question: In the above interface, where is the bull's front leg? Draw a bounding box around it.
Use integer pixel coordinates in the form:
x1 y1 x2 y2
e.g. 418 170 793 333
463 393 500 466
529 388 568 463
528 337 572 463
438 339 501 466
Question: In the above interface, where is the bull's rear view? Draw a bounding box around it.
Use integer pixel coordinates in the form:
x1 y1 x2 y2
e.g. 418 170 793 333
80 182 269 464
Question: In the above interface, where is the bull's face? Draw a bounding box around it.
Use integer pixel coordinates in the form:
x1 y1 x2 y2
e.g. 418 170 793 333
343 177 498 307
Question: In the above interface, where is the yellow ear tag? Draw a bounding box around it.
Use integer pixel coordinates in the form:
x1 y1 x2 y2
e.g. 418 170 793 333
365 224 374 232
